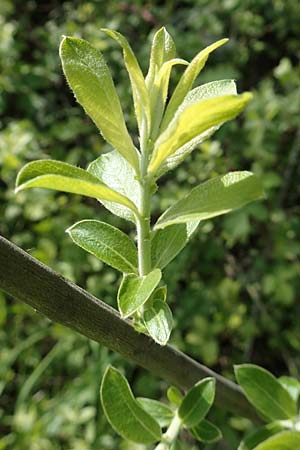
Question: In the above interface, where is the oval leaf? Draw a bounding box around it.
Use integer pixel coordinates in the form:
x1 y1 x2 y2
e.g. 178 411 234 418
178 378 215 428
59 36 139 172
155 172 263 229
252 431 300 450
15 160 138 213
101 29 150 132
143 300 173 346
149 93 252 175
167 386 183 407
137 398 174 427
118 269 162 318
161 38 228 131
151 224 188 269
235 364 297 421
101 366 161 444
67 220 138 274
239 423 284 450
191 419 222 443
88 150 140 223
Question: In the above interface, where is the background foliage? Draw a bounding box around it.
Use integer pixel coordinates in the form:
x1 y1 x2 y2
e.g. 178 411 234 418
1 0 299 448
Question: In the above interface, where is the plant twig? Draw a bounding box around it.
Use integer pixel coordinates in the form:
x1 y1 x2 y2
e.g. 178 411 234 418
0 235 260 422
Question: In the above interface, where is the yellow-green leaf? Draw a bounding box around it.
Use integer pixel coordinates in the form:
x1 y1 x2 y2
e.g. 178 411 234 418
59 36 139 172
15 160 138 214
149 93 252 175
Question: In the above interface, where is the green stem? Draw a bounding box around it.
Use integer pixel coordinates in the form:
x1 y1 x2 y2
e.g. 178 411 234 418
154 413 182 450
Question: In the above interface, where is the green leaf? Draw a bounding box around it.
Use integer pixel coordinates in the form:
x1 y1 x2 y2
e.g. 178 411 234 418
191 419 222 443
178 378 215 428
252 431 300 450
155 172 263 229
151 286 167 302
151 222 199 269
279 376 300 403
15 160 138 213
161 38 228 131
101 29 150 132
67 220 138 274
100 366 161 444
234 364 297 421
171 441 182 450
143 300 173 346
167 386 183 407
118 269 162 318
137 398 174 427
158 79 237 175
149 93 252 175
88 150 140 223
59 36 139 172
150 58 188 140
238 423 284 450
146 26 176 89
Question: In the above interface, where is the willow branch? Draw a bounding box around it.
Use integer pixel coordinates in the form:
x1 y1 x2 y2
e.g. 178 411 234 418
0 235 259 422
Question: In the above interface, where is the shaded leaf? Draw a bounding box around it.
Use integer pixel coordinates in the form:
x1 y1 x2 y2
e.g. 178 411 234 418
155 172 263 229
118 269 162 318
88 150 139 223
191 419 222 443
15 160 138 213
239 423 284 450
59 36 139 172
161 38 228 130
137 398 174 427
100 366 161 444
67 220 138 273
252 431 300 450
149 93 252 175
235 364 297 421
143 300 173 345
179 378 215 427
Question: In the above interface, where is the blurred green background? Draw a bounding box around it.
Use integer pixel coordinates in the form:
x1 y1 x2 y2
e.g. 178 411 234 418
1 0 300 449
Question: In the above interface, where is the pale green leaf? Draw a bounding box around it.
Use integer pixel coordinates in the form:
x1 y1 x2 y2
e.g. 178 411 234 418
252 431 300 450
161 38 228 131
137 398 174 427
155 172 263 229
101 29 150 132
151 286 167 302
238 423 284 450
100 366 162 444
67 220 138 274
59 36 139 172
118 269 162 318
150 58 188 140
151 222 199 269
191 419 222 443
146 26 176 89
149 93 252 175
178 378 215 428
279 376 300 403
88 150 140 223
235 364 297 421
158 79 237 176
171 441 182 450
167 386 183 407
143 300 173 346
15 160 138 213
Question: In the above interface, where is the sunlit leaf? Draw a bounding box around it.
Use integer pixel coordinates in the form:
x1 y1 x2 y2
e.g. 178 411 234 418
59 36 139 172
149 93 252 175
167 386 183 407
15 160 138 213
137 398 174 427
67 220 138 273
101 366 161 444
179 378 215 427
252 431 300 450
155 172 263 229
143 300 173 345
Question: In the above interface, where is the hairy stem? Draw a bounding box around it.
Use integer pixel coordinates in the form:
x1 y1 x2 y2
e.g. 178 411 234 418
155 413 182 450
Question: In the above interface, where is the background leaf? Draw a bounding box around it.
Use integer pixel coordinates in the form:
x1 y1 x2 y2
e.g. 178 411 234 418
67 220 138 273
235 364 297 421
59 36 139 172
101 366 161 444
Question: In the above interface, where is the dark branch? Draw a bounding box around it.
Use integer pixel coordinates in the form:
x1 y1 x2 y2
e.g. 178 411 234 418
0 235 259 421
